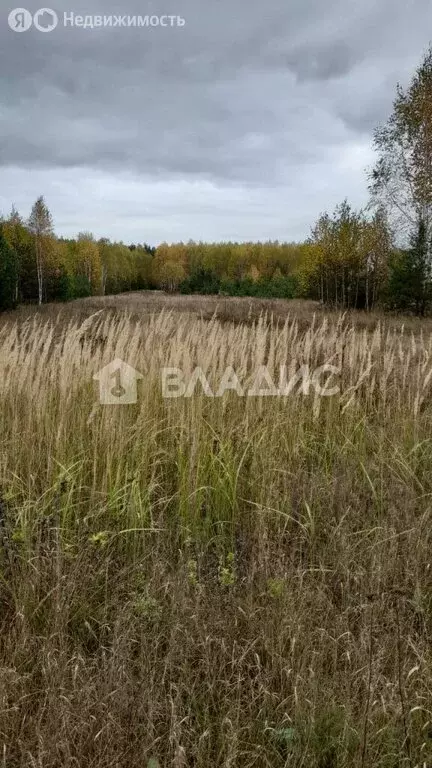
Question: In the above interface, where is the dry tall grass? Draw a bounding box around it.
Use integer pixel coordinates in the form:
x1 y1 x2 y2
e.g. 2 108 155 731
0 305 431 767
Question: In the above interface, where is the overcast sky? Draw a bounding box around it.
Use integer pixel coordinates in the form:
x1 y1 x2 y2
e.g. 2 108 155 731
1 0 431 245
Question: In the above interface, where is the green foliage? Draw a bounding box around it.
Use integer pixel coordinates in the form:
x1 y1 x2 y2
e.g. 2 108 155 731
266 578 286 599
179 263 299 299
180 266 221 295
71 273 92 299
0 200 159 311
218 551 236 587
387 218 431 314
220 274 298 299
45 264 73 303
0 226 18 311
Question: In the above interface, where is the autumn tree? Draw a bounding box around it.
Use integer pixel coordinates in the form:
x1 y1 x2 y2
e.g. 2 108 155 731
362 207 392 310
28 196 54 304
74 232 102 295
156 259 186 292
370 46 432 237
152 243 186 292
306 202 392 309
2 205 34 303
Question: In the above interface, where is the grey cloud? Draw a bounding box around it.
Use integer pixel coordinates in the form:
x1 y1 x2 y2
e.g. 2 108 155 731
0 0 431 241
287 42 358 83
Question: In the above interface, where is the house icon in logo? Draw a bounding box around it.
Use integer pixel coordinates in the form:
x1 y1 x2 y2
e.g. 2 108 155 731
93 358 143 405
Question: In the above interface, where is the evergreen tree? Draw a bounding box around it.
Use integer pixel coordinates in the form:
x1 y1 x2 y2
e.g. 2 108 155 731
387 218 430 314
0 227 18 311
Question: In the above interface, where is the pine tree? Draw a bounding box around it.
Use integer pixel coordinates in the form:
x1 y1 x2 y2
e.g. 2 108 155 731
0 226 18 312
388 218 430 314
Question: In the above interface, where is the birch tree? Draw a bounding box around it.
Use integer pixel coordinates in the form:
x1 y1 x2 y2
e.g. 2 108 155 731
28 196 53 305
370 46 432 239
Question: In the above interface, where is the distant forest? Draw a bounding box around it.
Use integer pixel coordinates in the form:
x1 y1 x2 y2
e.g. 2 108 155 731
2 47 432 315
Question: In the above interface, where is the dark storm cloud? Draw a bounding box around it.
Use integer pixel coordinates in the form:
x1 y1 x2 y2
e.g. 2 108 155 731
0 0 431 241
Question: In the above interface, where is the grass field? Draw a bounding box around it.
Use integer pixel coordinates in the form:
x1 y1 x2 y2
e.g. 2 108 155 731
0 293 431 767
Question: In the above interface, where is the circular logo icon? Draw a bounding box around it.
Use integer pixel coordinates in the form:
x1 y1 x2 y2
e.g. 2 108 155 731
33 7 58 32
8 8 32 31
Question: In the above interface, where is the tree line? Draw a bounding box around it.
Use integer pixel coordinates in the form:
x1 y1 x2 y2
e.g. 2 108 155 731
0 198 155 310
2 46 432 313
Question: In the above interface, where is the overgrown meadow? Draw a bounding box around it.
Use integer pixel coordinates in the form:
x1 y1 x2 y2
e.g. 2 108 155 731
0 300 431 767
